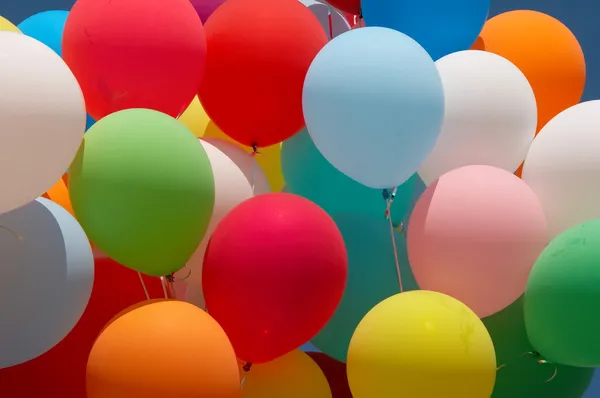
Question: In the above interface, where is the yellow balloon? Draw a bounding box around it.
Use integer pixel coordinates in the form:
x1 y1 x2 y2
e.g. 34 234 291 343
204 121 284 191
177 96 210 138
0 16 21 33
241 350 331 398
347 291 496 398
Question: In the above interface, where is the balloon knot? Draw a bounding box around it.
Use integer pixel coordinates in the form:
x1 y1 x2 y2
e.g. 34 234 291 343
251 143 261 156
242 362 253 372
164 274 175 283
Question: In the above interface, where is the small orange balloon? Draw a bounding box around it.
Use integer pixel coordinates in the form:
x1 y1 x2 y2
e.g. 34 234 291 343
87 300 241 398
477 10 585 132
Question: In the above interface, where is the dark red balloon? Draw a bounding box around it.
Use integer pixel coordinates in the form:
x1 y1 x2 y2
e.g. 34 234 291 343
199 0 328 147
307 352 352 398
203 193 348 363
0 257 165 396
327 0 361 15
63 0 206 120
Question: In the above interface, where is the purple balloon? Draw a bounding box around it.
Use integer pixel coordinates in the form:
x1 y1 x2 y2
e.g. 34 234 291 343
190 0 226 23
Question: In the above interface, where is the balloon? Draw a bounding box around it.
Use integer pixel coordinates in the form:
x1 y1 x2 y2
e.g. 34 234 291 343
0 257 164 396
190 0 226 22
325 0 359 14
69 109 215 276
0 16 20 32
300 0 351 40
62 0 206 120
17 10 69 56
87 300 241 398
203 193 348 363
347 291 496 398
522 101 600 238
303 27 444 189
178 96 210 137
199 0 328 147
525 219 600 367
418 50 537 185
0 198 93 368
408 165 547 317
0 32 85 214
307 353 352 398
584 371 600 398
85 114 95 131
44 177 74 216
177 140 253 309
241 350 331 398
204 121 283 191
361 0 490 60
478 10 585 131
282 129 421 226
311 214 418 361
483 297 594 398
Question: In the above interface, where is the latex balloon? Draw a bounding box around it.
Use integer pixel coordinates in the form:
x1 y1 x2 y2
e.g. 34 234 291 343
178 140 253 309
87 300 241 398
282 129 421 226
303 27 444 189
241 350 331 398
0 257 164 396
204 122 283 191
483 297 594 398
178 96 210 137
325 0 359 14
361 0 490 60
478 10 585 131
203 193 348 363
63 0 206 120
347 291 496 398
307 353 352 398
522 101 600 238
18 10 68 56
44 178 74 216
584 372 600 398
0 198 93 368
190 0 226 22
408 165 547 317
85 114 95 131
0 32 85 214
418 50 537 185
525 219 600 367
311 214 418 362
300 0 351 40
69 109 215 276
203 137 271 194
0 16 20 32
199 0 328 147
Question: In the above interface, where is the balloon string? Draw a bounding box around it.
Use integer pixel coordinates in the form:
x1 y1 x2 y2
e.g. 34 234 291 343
138 271 150 300
0 225 24 242
384 188 403 292
240 362 253 388
250 143 261 194
327 9 333 40
496 351 558 382
159 277 169 299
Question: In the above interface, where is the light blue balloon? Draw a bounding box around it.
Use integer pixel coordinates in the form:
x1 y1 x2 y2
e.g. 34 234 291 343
302 27 444 189
361 0 490 60
311 213 418 362
282 129 421 226
18 10 69 57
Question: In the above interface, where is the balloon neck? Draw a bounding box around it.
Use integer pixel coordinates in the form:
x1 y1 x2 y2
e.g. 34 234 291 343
242 362 253 372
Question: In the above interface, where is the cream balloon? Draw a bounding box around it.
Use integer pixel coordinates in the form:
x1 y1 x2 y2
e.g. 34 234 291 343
0 197 94 368
203 137 271 195
418 50 537 185
0 32 85 214
299 0 350 40
522 100 600 238
177 140 254 308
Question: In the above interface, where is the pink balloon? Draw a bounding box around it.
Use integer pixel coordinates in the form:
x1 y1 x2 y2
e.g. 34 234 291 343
408 165 547 317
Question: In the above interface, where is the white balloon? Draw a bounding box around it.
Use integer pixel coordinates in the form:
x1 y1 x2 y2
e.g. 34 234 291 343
418 50 537 185
522 100 600 238
0 32 86 214
203 137 271 195
299 0 351 40
176 140 254 308
0 197 93 368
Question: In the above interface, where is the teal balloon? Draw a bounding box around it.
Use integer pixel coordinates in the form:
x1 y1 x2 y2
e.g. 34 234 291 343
281 129 421 226
311 213 418 361
18 10 69 56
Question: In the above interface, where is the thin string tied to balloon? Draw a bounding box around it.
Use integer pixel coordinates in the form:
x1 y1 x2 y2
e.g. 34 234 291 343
240 362 253 387
327 8 333 40
137 271 150 300
250 142 262 193
383 187 404 293
0 225 24 242
496 351 558 382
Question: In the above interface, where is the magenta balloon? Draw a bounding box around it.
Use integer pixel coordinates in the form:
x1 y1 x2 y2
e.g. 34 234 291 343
408 165 548 318
190 0 226 23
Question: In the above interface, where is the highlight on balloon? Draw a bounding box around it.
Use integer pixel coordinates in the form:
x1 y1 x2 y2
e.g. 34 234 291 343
0 0 598 397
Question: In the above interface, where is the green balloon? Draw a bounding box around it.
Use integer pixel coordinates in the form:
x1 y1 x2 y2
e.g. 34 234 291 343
483 297 593 398
311 213 418 362
69 109 215 276
281 129 421 226
525 219 600 367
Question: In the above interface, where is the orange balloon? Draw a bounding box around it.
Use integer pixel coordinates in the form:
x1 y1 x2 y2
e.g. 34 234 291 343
44 177 74 216
87 300 241 398
477 10 585 132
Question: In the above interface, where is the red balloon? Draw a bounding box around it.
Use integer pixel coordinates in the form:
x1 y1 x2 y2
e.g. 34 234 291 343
63 0 206 120
0 257 165 396
199 0 328 147
202 193 347 363
307 352 352 398
327 0 361 15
